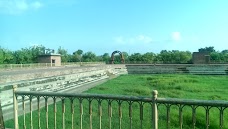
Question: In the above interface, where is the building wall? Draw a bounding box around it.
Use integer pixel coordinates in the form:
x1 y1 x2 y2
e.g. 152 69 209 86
38 55 61 66
192 52 210 64
38 56 51 63
50 56 61 66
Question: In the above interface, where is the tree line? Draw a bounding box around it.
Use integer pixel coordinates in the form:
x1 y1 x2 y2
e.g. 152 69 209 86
0 45 228 64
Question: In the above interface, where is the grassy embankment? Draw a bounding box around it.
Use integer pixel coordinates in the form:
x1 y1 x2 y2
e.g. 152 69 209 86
5 74 228 129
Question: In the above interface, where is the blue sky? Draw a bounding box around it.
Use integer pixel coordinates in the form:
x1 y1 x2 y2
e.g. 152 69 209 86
0 0 228 55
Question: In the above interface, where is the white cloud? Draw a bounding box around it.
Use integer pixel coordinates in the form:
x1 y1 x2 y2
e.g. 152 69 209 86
114 36 125 44
114 35 153 44
136 35 153 43
15 0 28 11
171 32 181 41
0 0 43 14
31 1 43 9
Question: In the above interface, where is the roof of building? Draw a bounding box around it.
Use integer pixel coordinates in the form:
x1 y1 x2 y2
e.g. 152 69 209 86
39 53 61 56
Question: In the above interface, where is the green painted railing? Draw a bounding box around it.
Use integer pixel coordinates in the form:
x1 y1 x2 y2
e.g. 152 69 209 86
12 86 228 129
0 101 4 129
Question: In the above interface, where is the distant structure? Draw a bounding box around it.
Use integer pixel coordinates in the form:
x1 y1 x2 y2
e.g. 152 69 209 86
192 51 210 64
110 50 125 64
38 49 61 66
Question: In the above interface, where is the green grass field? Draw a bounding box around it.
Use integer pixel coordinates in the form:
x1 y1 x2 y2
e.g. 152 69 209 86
5 74 228 129
87 74 228 100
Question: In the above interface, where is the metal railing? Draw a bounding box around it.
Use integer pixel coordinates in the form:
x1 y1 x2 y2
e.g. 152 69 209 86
0 101 4 129
12 86 228 129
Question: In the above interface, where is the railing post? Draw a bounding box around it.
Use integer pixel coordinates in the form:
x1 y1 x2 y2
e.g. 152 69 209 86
13 85 18 129
0 100 4 129
152 90 158 129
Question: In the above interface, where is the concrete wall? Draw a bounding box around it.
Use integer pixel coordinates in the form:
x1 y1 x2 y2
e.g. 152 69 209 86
192 52 210 64
51 55 61 66
0 65 126 84
126 64 228 74
0 65 127 108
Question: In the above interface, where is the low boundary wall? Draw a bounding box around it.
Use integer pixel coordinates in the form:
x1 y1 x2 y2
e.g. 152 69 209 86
126 64 228 75
0 65 127 110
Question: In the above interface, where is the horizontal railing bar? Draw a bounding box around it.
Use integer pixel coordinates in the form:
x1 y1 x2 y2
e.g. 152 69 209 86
15 91 228 107
157 98 228 107
15 91 152 102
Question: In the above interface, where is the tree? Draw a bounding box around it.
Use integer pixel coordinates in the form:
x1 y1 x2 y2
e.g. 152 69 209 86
221 50 228 62
179 51 191 63
102 53 110 63
57 47 69 62
72 49 83 62
74 49 83 55
129 53 143 63
210 51 222 62
0 47 14 64
199 46 215 53
11 45 45 64
142 52 156 63
113 55 121 64
157 50 191 63
82 52 97 62
3 49 14 63
221 50 228 54
30 45 45 63
158 50 172 63
122 52 129 62
0 47 6 64
14 48 33 64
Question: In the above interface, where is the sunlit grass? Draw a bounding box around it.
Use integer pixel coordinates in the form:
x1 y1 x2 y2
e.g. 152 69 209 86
88 74 228 100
